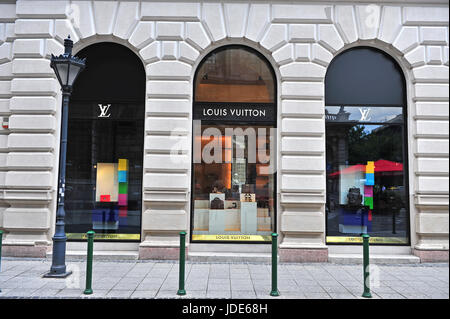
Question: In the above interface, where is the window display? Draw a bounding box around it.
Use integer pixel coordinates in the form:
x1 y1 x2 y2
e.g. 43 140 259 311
325 47 409 245
64 43 145 241
191 46 276 242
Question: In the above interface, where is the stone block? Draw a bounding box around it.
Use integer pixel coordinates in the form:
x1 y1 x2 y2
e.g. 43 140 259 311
3 207 50 230
282 118 325 136
0 3 16 22
12 59 52 77
416 138 448 156
146 99 190 116
393 27 419 53
415 83 449 101
0 42 12 63
281 136 325 155
139 42 160 63
294 43 310 62
334 5 358 44
161 41 177 60
311 43 333 67
9 96 56 114
185 22 210 51
14 19 53 37
145 154 189 172
245 4 270 42
5 171 52 188
7 133 54 151
413 65 448 83
71 1 95 39
279 248 328 262
146 117 190 134
289 24 316 43
272 4 333 23
179 42 199 65
129 21 154 50
426 46 443 65
11 78 57 95
8 114 55 132
379 6 402 44
156 22 184 41
113 1 139 39
13 39 44 58
281 82 324 100
281 174 325 192
6 152 53 169
143 172 189 190
281 100 324 117
282 155 325 173
145 135 190 153
16 0 69 18
202 3 226 42
416 120 449 137
93 1 118 35
54 19 79 43
224 3 248 38
273 44 294 65
415 102 449 119
141 2 200 21
260 24 287 52
420 27 448 46
279 62 326 81
403 7 449 26
318 25 344 53
404 46 426 67
417 176 449 193
147 80 190 98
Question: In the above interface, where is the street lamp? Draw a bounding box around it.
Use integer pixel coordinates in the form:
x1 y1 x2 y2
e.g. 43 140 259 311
44 36 86 278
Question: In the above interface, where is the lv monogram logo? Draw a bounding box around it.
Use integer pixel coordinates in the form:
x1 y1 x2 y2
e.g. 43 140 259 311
98 104 111 118
359 108 371 122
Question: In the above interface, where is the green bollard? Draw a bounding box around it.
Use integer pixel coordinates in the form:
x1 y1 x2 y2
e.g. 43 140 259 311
0 230 3 293
362 234 372 298
83 231 95 295
270 233 280 297
177 231 186 296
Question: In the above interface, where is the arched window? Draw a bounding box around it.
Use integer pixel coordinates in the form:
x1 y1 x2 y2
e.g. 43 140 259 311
65 43 145 241
325 47 409 245
191 46 277 243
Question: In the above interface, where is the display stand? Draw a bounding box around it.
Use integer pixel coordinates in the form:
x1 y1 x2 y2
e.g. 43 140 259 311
209 193 226 234
241 202 257 234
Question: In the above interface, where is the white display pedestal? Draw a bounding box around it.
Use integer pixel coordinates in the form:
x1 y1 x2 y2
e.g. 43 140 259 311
209 193 226 234
241 202 257 234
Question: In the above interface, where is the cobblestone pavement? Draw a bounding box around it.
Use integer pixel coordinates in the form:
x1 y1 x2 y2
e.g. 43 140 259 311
0 258 448 299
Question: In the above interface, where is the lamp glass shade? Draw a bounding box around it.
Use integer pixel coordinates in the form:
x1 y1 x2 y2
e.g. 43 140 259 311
68 64 81 86
55 62 69 86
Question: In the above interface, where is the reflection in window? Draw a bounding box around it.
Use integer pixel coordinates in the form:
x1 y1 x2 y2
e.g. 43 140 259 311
325 47 409 245
195 46 275 103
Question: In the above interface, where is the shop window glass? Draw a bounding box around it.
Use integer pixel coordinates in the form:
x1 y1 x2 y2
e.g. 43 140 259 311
325 47 409 245
192 46 276 242
65 43 145 241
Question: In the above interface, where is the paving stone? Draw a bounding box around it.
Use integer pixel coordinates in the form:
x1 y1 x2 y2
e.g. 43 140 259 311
304 292 331 299
130 290 158 299
231 290 257 299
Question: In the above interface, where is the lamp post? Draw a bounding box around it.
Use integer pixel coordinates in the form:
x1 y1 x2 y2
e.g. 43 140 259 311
44 36 86 278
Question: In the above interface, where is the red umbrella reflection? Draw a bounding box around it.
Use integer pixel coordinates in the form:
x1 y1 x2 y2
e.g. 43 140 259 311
329 159 403 176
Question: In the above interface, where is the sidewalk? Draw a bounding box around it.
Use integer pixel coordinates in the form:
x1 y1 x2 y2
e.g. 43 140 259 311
0 258 448 299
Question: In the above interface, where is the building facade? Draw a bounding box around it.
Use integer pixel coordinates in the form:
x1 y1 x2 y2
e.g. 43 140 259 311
0 0 448 262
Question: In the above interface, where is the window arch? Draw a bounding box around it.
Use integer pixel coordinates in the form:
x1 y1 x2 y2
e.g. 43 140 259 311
191 46 277 243
65 42 145 241
324 47 410 245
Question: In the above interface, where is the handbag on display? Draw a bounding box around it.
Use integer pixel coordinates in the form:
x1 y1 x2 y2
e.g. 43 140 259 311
210 197 224 209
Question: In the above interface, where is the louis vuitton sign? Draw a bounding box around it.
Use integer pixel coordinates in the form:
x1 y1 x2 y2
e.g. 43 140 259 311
194 102 275 122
